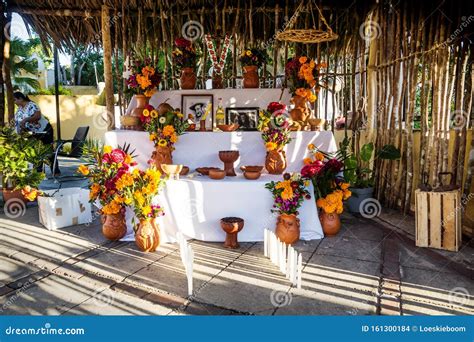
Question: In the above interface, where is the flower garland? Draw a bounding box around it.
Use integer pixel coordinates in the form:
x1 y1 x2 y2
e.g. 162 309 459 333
204 34 232 75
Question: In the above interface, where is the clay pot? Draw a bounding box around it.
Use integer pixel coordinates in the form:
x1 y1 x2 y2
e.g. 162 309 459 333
243 65 259 88
218 150 239 176
275 213 300 245
308 118 325 131
2 188 27 204
180 166 190 176
290 95 310 129
212 72 224 89
217 124 239 132
240 166 264 173
196 167 219 176
130 95 150 131
101 213 126 241
180 67 197 89
209 169 226 180
220 217 244 249
150 145 173 172
243 171 261 180
265 150 287 175
319 210 341 237
135 218 160 252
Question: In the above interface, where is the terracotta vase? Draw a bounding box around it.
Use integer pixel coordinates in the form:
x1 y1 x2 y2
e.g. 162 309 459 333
220 217 244 249
101 212 126 241
319 210 341 236
180 67 197 89
212 72 224 89
2 188 27 204
265 150 287 174
218 150 239 176
130 95 149 131
275 214 300 245
243 65 259 88
135 218 160 252
290 95 310 123
150 145 173 171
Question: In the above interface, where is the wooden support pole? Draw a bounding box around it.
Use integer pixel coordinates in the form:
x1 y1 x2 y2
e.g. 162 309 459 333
0 2 5 126
3 12 14 123
101 4 115 130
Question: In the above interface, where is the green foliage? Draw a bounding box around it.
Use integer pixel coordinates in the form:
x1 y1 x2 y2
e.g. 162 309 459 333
344 142 400 188
10 37 42 92
0 126 50 189
30 85 73 95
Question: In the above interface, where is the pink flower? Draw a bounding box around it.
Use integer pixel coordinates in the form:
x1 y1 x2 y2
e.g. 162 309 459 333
301 161 324 178
110 149 126 163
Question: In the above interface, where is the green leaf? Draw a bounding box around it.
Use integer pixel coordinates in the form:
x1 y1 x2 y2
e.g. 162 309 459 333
360 143 374 162
378 144 401 160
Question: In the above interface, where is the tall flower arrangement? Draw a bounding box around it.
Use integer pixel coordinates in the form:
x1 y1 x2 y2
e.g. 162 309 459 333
239 48 270 68
285 56 325 101
257 102 292 152
125 57 161 97
265 173 311 215
172 37 200 70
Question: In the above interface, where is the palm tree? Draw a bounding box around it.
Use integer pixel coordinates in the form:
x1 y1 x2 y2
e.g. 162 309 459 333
10 38 41 92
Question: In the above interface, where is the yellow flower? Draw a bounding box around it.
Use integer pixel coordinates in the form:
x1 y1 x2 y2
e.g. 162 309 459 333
246 50 252 57
299 56 308 64
144 89 155 97
133 190 145 207
307 143 315 150
149 133 156 141
314 152 324 161
176 111 184 118
124 154 133 164
150 110 159 118
103 145 112 154
303 157 313 165
22 187 38 201
170 133 178 143
162 125 175 137
124 196 132 205
136 74 151 89
340 183 350 190
116 173 134 191
78 164 90 176
158 139 167 147
142 206 152 216
143 109 150 117
265 141 277 151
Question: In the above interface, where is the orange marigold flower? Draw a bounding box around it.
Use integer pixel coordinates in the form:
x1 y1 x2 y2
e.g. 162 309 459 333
303 157 313 165
162 125 175 137
299 56 308 64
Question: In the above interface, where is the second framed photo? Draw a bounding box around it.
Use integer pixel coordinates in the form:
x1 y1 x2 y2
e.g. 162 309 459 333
225 107 259 131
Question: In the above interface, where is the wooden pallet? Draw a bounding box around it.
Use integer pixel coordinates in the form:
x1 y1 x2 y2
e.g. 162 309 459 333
415 189 461 252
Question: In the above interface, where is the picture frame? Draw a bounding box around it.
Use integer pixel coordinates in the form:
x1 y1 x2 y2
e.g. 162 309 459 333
181 94 214 131
225 107 259 131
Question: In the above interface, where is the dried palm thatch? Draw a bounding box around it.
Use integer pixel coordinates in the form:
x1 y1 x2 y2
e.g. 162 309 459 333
276 0 338 44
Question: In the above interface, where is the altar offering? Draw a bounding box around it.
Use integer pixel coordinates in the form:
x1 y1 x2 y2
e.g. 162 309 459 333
219 150 239 176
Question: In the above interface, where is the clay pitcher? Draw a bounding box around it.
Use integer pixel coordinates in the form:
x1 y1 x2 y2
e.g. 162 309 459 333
212 71 224 89
265 150 287 175
275 214 300 244
101 212 127 241
180 67 197 89
130 95 149 130
290 95 310 122
243 65 259 88
150 146 173 171
135 219 160 252
319 210 341 236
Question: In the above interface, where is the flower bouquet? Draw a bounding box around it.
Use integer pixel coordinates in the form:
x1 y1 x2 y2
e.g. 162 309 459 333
121 167 165 252
78 142 137 240
239 48 270 88
140 105 189 171
301 140 351 236
172 37 200 89
265 172 311 244
125 57 162 98
258 102 292 174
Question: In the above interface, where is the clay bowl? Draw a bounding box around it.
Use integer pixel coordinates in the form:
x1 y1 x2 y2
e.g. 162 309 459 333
243 171 261 180
218 150 240 163
187 124 196 131
220 217 244 234
209 169 226 180
180 166 190 176
217 124 240 132
240 165 264 173
161 164 183 176
196 167 220 176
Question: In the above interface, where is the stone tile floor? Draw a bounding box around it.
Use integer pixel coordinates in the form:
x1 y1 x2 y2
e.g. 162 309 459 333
0 159 472 315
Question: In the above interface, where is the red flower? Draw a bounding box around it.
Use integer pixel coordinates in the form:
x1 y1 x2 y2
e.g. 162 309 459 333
145 104 154 111
175 37 191 48
110 149 126 163
267 102 287 114
325 158 343 173
301 161 324 178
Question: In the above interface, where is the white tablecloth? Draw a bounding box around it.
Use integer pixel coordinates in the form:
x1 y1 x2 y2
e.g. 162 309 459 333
104 130 337 172
122 174 323 243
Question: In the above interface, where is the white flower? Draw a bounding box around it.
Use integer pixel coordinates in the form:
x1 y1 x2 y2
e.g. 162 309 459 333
159 117 166 124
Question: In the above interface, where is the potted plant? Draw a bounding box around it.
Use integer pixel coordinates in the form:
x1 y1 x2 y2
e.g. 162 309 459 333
79 141 137 241
172 37 200 89
301 139 352 236
0 126 48 203
239 48 269 88
344 142 400 213
265 172 311 244
124 57 162 130
140 106 189 171
258 102 292 174
121 167 166 252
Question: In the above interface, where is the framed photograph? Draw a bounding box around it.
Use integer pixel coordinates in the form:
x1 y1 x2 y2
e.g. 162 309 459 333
225 107 259 131
181 94 214 131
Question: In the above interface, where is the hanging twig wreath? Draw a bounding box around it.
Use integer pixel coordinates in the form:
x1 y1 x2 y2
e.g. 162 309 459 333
204 34 232 75
276 0 338 44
